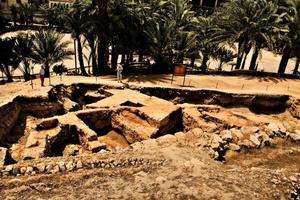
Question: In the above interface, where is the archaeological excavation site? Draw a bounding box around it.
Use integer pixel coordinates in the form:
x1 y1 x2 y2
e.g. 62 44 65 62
0 82 300 199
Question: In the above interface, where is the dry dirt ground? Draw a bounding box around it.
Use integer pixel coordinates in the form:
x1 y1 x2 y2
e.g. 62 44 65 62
1 74 300 103
0 143 300 200
0 75 300 200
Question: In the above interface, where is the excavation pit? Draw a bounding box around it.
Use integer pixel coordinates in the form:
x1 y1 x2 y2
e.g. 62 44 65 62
0 83 300 167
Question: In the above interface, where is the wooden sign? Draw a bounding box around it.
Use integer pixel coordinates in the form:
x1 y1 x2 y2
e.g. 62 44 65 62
171 65 187 86
173 65 187 76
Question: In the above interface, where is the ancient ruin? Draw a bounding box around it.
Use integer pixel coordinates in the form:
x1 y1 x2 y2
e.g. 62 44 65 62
0 83 300 172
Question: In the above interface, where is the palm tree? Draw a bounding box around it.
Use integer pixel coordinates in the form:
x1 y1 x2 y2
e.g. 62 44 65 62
0 10 8 32
13 33 34 81
17 3 36 27
94 0 110 75
277 0 300 74
213 0 287 71
31 30 73 85
213 47 236 71
63 0 88 76
0 38 21 82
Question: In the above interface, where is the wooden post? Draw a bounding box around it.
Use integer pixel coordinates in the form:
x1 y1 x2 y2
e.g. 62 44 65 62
74 39 78 74
30 66 34 89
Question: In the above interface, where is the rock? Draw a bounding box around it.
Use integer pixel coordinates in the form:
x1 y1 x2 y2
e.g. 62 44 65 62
267 123 280 134
30 183 51 192
184 128 204 142
211 134 223 149
229 143 240 151
76 160 83 169
157 134 177 146
57 162 66 171
220 130 233 142
249 134 261 148
240 126 259 135
189 128 204 138
289 130 300 141
0 147 7 168
289 176 298 182
66 161 75 171
239 139 256 149
25 166 33 175
98 130 129 150
9 178 21 184
51 165 60 174
36 118 59 130
277 122 287 133
12 167 19 175
141 139 158 148
9 144 23 162
131 142 143 150
87 141 106 153
4 165 13 173
36 163 45 173
230 128 243 143
20 167 26 174
63 144 80 156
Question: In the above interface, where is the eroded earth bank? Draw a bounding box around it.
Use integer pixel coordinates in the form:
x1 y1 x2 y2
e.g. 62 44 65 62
0 83 300 199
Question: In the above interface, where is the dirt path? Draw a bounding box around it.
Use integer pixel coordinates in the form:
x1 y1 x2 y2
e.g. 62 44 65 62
1 74 300 105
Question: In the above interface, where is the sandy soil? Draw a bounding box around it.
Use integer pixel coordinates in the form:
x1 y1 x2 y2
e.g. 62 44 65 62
0 143 299 200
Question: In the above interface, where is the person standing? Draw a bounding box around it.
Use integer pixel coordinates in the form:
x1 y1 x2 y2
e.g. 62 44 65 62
116 63 123 83
39 64 45 86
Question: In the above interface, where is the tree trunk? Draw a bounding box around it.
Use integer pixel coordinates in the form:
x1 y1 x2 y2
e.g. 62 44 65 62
91 49 97 75
96 0 109 75
293 58 300 75
235 39 245 69
129 52 134 62
98 38 108 75
45 62 51 85
111 44 118 70
278 47 291 74
218 61 223 70
138 50 143 62
200 55 209 73
249 48 259 71
76 35 88 76
4 65 13 82
23 60 30 81
168 52 173 64
190 57 195 68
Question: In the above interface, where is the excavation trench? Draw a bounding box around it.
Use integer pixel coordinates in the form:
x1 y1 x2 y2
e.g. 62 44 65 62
0 84 299 166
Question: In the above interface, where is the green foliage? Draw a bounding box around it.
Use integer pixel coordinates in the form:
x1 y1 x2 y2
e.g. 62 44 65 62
31 29 73 75
53 64 68 75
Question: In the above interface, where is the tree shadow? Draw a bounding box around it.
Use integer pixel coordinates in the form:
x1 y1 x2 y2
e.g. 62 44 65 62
243 75 287 84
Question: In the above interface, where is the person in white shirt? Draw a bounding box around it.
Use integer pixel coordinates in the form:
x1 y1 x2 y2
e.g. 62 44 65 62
39 64 45 86
116 63 123 83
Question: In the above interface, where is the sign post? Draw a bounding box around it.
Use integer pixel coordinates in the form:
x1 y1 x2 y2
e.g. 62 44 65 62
171 65 187 86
